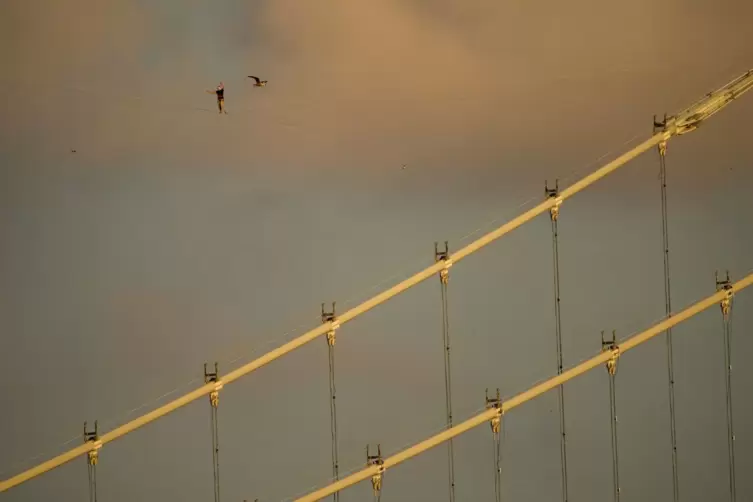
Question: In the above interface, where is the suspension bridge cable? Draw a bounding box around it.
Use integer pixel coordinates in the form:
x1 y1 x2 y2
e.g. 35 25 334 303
0 130 644 468
210 403 221 502
86 453 97 502
206 129 649 409
0 132 663 494
608 349 620 502
86 458 97 502
546 180 569 502
485 389 503 502
366 445 385 502
435 241 456 502
601 331 621 502
492 428 501 502
83 421 99 502
715 271 737 502
654 126 681 502
321 303 341 502
290 271 753 502
722 307 736 502
494 417 502 502
281 409 488 502
2 131 628 484
1 69 751 495
205 363 222 502
328 343 340 502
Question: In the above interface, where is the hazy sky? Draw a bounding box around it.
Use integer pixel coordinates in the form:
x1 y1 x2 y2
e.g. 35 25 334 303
1 1 752 501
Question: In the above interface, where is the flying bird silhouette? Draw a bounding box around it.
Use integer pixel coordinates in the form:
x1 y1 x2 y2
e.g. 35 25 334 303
248 76 268 87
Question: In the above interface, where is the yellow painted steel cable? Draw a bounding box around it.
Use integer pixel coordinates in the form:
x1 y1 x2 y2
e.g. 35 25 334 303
293 272 753 502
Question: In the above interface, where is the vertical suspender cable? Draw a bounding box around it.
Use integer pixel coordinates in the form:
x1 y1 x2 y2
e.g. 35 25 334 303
322 302 341 502
441 277 456 502
291 273 753 502
205 363 222 502
656 127 680 502
83 421 99 502
486 389 503 502
722 309 737 502
210 402 221 502
608 364 620 502
602 331 621 502
86 458 97 502
328 344 340 502
716 273 737 502
546 181 569 502
367 445 384 502
436 242 456 502
493 425 502 502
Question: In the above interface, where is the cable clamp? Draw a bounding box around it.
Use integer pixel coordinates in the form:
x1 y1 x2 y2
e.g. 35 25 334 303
204 363 221 407
545 180 562 221
322 302 339 346
83 421 102 466
434 242 452 284
366 444 385 497
716 270 734 318
485 388 503 434
601 330 620 376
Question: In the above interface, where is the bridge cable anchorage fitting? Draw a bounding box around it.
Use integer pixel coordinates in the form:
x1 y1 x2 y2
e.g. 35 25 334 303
321 302 339 346
601 330 620 376
715 270 734 318
544 179 562 222
485 388 503 433
204 363 222 408
83 420 102 466
366 444 385 497
434 241 452 284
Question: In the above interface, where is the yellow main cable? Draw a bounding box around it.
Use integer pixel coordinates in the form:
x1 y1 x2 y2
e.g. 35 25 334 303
2 68 751 494
0 132 663 495
293 272 753 502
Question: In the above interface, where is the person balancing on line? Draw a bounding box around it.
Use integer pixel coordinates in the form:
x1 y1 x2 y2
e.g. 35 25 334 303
206 82 227 114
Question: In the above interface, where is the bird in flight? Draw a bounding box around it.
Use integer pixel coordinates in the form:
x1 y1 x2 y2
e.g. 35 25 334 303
248 76 268 87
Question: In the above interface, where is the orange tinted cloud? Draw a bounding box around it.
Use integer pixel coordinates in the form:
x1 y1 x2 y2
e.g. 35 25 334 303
2 0 751 173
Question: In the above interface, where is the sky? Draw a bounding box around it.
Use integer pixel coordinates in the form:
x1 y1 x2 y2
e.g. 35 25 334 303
1 0 753 501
